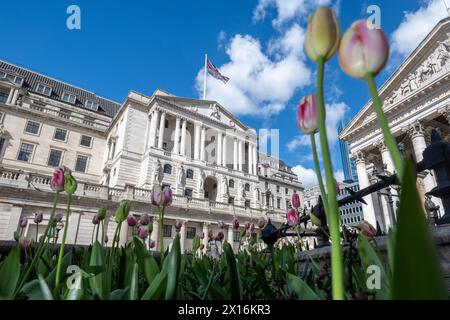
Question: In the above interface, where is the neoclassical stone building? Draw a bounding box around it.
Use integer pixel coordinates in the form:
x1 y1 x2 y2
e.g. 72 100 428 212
0 60 302 251
340 17 450 232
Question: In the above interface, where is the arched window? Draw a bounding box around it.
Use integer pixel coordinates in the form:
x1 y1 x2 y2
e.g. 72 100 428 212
186 169 194 179
245 183 250 192
163 164 172 175
229 179 235 188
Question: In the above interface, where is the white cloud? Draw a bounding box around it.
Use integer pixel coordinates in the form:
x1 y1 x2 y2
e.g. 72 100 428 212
196 24 311 117
292 164 318 187
253 0 332 27
287 135 310 152
391 0 449 58
334 170 345 183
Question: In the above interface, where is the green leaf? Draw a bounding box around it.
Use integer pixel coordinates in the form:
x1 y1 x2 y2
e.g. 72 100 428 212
192 235 200 252
38 275 54 300
88 241 109 300
133 237 159 284
46 250 73 288
392 160 447 300
0 246 20 299
141 269 168 300
111 287 129 300
223 241 243 300
286 273 320 300
129 263 139 300
165 234 181 300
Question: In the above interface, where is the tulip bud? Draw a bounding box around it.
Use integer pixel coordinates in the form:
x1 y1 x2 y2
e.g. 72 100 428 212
208 230 213 239
97 206 107 221
357 221 377 241
309 213 322 228
115 201 130 223
55 213 64 223
64 172 78 195
304 6 340 62
257 218 266 229
140 214 150 226
174 219 183 232
216 232 224 241
92 214 100 225
34 212 43 224
200 231 205 240
148 239 156 249
200 244 205 251
138 227 149 239
286 208 299 226
245 223 251 230
39 235 45 243
127 215 137 227
104 235 109 243
162 186 173 206
50 166 71 192
339 20 389 79
19 217 28 229
232 218 240 230
19 237 33 248
297 95 319 135
292 191 301 209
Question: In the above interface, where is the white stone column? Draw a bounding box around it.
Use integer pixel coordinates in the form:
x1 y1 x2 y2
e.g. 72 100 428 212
253 145 258 175
248 143 252 174
158 112 166 149
354 151 377 228
66 212 82 245
227 225 234 245
151 217 159 251
180 220 187 253
119 220 129 247
233 138 238 170
222 135 228 167
200 126 206 161
217 132 223 166
6 88 14 105
174 117 181 155
11 89 19 105
194 124 200 160
145 115 152 150
180 119 187 156
150 110 160 148
238 140 243 171
202 222 209 252
3 205 22 241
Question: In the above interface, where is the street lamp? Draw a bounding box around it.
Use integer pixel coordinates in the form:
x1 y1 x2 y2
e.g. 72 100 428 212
55 221 64 244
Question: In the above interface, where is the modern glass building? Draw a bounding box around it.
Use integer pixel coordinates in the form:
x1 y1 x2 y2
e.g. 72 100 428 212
338 122 358 182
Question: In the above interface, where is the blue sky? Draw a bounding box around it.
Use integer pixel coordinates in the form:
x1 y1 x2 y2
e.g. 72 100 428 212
1 0 449 186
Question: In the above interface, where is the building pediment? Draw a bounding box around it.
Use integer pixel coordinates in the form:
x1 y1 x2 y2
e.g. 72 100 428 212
341 17 450 140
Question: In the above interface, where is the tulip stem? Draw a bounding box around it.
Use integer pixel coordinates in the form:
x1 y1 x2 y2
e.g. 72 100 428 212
310 133 329 220
317 57 344 300
55 193 72 292
158 206 165 263
365 73 404 181
14 191 60 298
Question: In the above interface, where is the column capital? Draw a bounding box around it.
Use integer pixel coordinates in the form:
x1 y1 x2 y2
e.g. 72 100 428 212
373 139 388 153
438 106 450 124
405 120 424 139
351 150 366 164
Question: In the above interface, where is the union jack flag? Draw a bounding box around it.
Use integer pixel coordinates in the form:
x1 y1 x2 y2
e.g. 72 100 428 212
207 58 230 84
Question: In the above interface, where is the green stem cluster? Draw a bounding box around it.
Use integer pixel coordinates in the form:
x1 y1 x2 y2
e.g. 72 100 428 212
55 193 72 289
310 133 329 219
316 57 344 300
158 206 165 262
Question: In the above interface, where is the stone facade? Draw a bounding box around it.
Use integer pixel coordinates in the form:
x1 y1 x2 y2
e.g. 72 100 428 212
340 18 450 232
0 60 303 252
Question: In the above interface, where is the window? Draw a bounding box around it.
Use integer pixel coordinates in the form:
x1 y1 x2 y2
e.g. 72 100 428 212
276 185 280 193
53 128 67 142
186 227 196 239
62 92 76 104
164 119 169 129
0 89 8 103
48 149 62 167
229 179 235 188
80 135 92 148
0 138 5 154
84 100 99 111
233 231 241 242
59 108 71 119
36 84 52 96
228 197 235 205
285 188 289 195
163 225 172 238
4 74 23 86
184 188 193 198
163 164 172 174
0 111 4 123
162 142 168 150
83 116 95 127
286 200 290 210
17 143 34 162
277 198 281 209
245 183 250 192
75 155 88 173
186 169 194 179
25 121 40 135
245 200 251 208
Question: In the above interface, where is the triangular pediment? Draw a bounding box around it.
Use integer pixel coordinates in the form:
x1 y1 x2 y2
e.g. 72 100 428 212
341 17 450 140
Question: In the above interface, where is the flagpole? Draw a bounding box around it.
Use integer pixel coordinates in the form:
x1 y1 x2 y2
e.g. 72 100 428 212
203 54 208 100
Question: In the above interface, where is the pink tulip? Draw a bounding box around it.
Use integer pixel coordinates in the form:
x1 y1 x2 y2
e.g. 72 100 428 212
216 232 224 241
200 231 205 240
19 237 33 249
139 214 150 226
148 239 156 249
292 192 301 209
92 214 100 225
50 166 71 192
208 230 213 239
245 223 251 230
127 215 138 227
297 95 318 134
357 221 377 241
174 220 183 232
138 227 149 239
19 217 28 229
339 20 389 79
162 187 173 206
257 218 266 229
34 212 43 224
55 213 64 223
232 218 240 230
286 208 299 226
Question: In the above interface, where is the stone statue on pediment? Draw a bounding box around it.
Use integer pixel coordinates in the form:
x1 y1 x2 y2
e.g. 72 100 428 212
153 160 162 184
198 169 205 190
221 175 229 195
436 47 450 68
177 165 186 186
416 62 433 83
209 104 221 120
438 33 450 52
